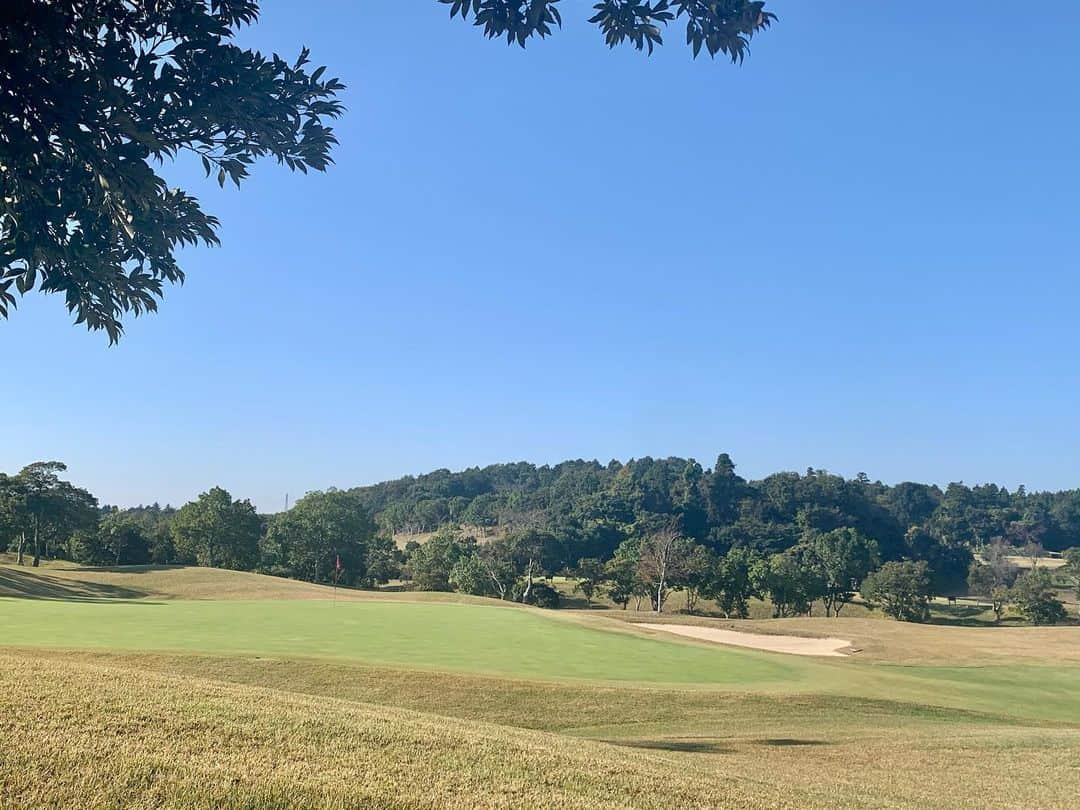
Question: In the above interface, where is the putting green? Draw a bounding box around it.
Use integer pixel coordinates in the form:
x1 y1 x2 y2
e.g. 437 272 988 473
0 598 805 685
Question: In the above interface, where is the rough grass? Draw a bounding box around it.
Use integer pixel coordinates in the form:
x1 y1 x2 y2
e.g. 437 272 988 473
0 652 811 809
2 649 1077 809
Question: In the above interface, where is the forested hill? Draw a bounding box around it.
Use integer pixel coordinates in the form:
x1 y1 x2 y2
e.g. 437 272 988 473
349 454 1080 561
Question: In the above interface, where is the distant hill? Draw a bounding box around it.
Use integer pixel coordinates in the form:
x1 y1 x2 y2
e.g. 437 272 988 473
348 455 1080 570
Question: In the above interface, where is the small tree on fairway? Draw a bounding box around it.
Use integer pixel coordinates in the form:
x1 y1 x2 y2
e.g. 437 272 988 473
679 543 716 614
361 535 401 587
967 558 1018 598
967 555 1020 623
760 549 824 618
475 538 517 600
1010 569 1067 626
637 526 688 613
573 557 605 607
449 553 498 597
989 585 1011 624
513 580 560 609
862 561 932 623
508 529 561 603
712 547 764 619
806 528 880 617
405 529 470 592
603 552 639 610
1020 537 1045 569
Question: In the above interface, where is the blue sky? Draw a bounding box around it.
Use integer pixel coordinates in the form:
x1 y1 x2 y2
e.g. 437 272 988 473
4 2 1080 510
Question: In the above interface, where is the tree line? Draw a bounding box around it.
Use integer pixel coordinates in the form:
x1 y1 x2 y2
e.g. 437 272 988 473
1 455 1077 624
0 464 395 588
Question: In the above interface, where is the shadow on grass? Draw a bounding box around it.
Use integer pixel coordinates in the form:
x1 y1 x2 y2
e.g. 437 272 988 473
0 568 150 602
611 737 831 755
611 738 734 755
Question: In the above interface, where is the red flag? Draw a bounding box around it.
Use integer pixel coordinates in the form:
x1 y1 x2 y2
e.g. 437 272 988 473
335 554 342 571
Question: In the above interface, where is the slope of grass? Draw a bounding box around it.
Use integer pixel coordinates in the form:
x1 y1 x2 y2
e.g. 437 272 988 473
0 652 812 810
0 562 492 603
3 648 1078 809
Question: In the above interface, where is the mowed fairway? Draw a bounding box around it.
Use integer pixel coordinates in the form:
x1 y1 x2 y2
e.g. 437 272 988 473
0 597 800 684
2 565 1079 809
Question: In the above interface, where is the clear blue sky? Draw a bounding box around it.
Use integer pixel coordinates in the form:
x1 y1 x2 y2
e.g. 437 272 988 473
3 2 1080 510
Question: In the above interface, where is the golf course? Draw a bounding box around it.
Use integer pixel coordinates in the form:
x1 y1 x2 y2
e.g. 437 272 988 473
2 562 1078 809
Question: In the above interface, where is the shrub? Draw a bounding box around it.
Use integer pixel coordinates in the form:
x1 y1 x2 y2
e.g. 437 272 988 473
1010 569 1067 626
512 580 561 609
862 561 932 622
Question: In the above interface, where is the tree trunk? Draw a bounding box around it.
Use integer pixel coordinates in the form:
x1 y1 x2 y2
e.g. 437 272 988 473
16 532 26 565
521 559 535 603
485 567 507 600
32 514 41 567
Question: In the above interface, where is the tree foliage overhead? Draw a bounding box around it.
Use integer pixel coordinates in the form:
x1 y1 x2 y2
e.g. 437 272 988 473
441 0 776 60
0 0 344 341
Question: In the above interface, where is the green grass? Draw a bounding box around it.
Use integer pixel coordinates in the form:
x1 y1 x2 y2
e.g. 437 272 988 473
3 593 1079 724
0 597 801 685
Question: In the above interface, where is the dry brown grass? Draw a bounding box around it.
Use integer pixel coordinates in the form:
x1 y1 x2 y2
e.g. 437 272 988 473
0 650 814 810
2 648 1077 809
0 562 494 605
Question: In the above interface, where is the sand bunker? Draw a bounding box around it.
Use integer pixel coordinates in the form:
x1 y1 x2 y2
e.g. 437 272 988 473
644 624 853 657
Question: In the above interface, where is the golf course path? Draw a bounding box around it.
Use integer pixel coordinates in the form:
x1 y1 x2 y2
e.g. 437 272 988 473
643 624 853 657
